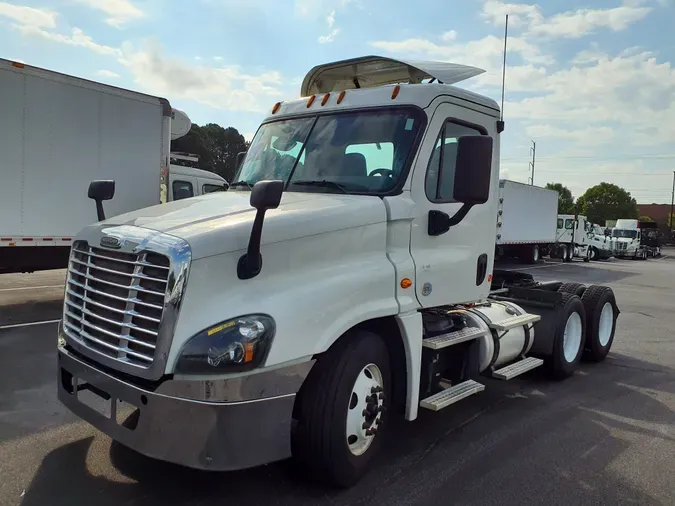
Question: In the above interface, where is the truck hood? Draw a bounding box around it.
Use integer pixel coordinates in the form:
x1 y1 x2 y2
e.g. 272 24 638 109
93 190 388 259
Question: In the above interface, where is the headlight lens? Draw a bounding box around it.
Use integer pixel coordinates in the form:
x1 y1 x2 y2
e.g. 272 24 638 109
175 314 275 374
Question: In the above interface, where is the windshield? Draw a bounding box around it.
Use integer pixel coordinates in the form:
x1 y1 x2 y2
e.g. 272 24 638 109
234 108 423 194
612 229 637 239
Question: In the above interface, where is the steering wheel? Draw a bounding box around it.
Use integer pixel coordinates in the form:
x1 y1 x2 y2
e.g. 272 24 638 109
368 168 394 178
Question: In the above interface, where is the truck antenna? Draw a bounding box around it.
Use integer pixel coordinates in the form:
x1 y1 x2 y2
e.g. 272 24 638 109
500 14 509 122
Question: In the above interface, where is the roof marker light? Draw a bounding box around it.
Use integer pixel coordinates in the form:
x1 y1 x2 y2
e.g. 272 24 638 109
391 85 400 100
321 93 330 106
306 95 316 108
272 102 281 114
337 90 346 104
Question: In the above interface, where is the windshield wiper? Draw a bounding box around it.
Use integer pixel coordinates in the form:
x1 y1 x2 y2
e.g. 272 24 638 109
229 180 253 189
290 179 351 195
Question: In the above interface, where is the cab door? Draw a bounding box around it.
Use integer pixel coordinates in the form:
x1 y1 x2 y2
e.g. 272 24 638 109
408 103 499 308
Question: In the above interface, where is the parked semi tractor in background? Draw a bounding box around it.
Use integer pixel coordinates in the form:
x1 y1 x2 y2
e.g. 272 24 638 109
56 56 620 487
612 219 648 259
556 215 615 261
0 58 226 274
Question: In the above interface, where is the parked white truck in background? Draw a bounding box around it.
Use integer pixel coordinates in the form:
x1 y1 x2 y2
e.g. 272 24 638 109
0 58 226 274
56 56 620 487
495 180 559 263
612 219 647 259
556 215 615 261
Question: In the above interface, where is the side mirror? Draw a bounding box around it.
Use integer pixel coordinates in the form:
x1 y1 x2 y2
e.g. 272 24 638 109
237 180 284 280
452 136 493 205
88 180 115 221
429 136 492 236
236 151 247 170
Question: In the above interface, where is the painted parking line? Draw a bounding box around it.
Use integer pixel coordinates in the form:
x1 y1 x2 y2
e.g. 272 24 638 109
0 284 64 292
0 319 60 330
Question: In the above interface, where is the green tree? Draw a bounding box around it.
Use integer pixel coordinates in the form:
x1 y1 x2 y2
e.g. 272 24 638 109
545 182 575 214
171 123 248 182
576 183 638 224
639 216 654 222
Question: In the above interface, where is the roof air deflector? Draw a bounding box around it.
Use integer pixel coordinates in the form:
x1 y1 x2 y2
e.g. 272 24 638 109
301 55 485 96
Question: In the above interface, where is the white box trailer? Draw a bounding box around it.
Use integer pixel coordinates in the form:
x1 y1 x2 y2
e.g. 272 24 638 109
0 58 205 274
495 179 558 263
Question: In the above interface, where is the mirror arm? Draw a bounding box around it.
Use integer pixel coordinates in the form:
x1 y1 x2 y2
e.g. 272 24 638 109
95 201 106 222
428 204 474 236
237 209 267 280
447 203 474 227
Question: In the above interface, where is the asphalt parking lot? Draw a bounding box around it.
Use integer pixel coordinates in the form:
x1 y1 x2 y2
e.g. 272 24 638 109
1 253 674 505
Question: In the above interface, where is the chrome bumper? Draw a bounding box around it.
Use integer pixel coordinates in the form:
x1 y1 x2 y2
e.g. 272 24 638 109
57 346 312 471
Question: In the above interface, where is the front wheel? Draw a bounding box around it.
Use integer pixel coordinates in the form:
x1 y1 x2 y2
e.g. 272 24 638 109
292 330 391 487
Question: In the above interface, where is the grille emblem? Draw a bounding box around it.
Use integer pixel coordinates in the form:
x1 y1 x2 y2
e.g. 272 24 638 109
100 236 122 249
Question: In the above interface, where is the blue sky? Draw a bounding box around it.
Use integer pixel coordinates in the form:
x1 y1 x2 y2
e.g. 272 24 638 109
2 0 674 203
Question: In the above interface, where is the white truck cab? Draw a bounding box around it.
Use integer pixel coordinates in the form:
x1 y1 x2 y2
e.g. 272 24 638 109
57 56 620 487
168 157 229 201
613 218 646 259
556 215 615 261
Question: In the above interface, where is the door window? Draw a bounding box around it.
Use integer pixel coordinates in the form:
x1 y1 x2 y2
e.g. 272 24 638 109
172 180 194 200
425 121 484 203
565 219 574 230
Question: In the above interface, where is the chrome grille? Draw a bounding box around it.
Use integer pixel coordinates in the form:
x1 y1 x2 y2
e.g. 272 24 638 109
63 241 170 367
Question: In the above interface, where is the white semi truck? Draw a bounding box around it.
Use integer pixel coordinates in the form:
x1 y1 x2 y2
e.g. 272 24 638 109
612 219 648 259
556 215 615 261
56 56 620 487
0 58 226 274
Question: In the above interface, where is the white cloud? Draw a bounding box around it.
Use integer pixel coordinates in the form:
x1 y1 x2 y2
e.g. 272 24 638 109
0 2 57 27
318 29 339 43
118 41 285 112
213 56 223 61
529 5 652 39
96 69 120 78
441 30 457 42
71 0 144 28
480 0 652 39
13 24 122 56
12 22 286 113
371 33 553 91
318 9 340 43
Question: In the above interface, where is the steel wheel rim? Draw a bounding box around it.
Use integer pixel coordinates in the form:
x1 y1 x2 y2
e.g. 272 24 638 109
563 311 583 363
533 246 539 262
346 363 384 456
598 302 614 347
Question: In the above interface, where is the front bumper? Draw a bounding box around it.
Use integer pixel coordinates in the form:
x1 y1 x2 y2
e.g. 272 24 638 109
57 346 308 471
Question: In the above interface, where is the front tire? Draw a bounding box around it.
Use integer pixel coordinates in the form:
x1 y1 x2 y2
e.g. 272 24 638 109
548 293 586 379
581 285 619 362
292 330 391 487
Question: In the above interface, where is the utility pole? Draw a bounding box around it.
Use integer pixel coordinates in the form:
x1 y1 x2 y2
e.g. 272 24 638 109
528 141 536 185
670 170 674 235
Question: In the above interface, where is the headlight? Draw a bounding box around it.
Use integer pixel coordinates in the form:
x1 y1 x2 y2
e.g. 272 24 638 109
175 314 275 374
